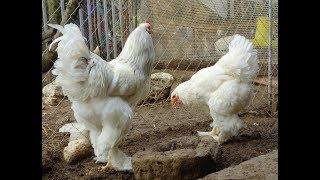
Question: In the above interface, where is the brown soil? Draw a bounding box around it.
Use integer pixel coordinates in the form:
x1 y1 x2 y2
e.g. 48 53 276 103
42 70 278 179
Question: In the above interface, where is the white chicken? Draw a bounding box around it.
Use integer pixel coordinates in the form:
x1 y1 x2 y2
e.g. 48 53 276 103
48 22 155 170
171 35 259 144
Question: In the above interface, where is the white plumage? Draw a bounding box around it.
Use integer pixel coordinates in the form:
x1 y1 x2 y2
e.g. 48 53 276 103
49 22 155 170
59 122 88 142
171 34 259 144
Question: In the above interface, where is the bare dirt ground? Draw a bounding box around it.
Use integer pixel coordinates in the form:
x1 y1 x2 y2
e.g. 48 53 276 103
42 70 278 179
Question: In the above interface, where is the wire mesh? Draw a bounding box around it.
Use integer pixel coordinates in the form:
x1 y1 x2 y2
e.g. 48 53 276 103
42 0 278 175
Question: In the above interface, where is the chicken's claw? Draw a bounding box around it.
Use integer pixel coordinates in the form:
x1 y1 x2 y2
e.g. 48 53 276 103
197 127 220 142
100 162 112 171
94 156 107 164
198 131 220 142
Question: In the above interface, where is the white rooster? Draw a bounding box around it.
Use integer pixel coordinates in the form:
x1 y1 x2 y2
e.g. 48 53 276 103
48 22 155 170
171 35 259 144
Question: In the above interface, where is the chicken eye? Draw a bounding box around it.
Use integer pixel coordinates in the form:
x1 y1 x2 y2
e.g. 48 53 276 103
172 95 176 98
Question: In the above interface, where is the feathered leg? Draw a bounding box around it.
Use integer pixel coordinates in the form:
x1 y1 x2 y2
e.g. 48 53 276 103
89 130 101 160
198 113 244 144
95 125 119 163
102 122 132 171
198 114 220 142
197 127 220 142
104 147 132 171
73 113 102 159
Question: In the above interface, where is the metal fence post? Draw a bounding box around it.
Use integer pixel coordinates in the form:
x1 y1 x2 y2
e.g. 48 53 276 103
79 7 85 35
60 0 65 16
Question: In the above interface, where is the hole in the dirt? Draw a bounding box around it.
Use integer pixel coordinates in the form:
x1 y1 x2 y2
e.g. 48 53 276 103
132 130 267 179
225 130 262 144
239 130 261 139
132 135 220 180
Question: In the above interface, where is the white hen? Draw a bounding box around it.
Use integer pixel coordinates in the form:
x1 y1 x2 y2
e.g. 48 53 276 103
171 34 259 144
49 22 155 170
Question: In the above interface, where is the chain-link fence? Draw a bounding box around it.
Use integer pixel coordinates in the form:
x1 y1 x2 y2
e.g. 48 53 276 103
42 0 278 177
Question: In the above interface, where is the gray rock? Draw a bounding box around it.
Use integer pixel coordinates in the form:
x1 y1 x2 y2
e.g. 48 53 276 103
63 137 92 164
142 72 174 103
42 81 64 97
200 150 278 180
42 81 65 106
59 122 92 164
132 136 220 180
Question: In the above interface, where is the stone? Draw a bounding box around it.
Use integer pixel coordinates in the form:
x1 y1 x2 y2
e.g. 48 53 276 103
200 150 278 180
142 72 174 104
59 122 92 164
42 81 64 97
63 137 92 164
132 136 220 180
42 81 65 106
42 96 59 106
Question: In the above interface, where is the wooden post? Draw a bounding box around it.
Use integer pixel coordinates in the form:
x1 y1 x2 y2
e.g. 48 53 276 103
123 1 129 41
93 0 97 47
128 0 133 32
118 0 124 48
111 0 118 57
96 0 103 49
87 0 94 51
103 0 111 60
60 0 81 26
47 0 60 24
